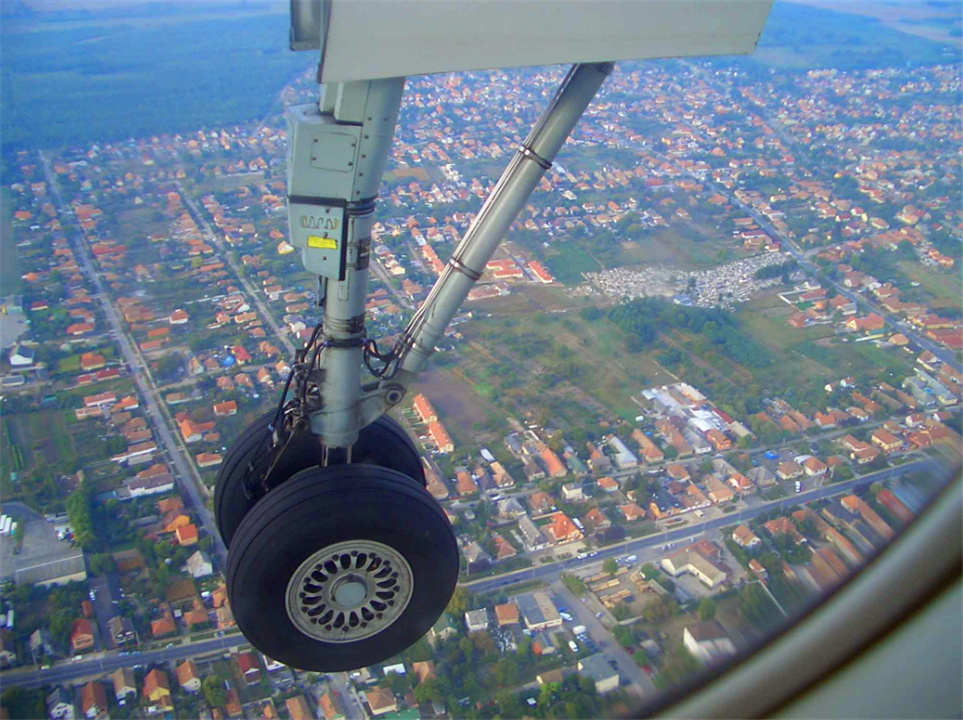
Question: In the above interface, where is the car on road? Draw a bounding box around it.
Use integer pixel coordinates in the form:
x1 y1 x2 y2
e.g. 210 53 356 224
596 611 603 618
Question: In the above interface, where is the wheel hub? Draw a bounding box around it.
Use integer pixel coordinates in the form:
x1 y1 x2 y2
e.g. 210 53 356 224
286 539 413 643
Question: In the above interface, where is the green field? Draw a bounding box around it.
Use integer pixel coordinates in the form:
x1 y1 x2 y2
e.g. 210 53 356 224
543 241 604 285
0 188 21 296
736 304 834 353
748 1 961 70
1 8 311 150
898 260 963 310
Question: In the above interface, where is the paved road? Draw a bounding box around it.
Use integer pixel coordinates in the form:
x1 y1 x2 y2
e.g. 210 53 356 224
1 634 247 690
326 671 366 720
554 583 654 698
176 181 297 357
465 457 938 594
38 151 227 566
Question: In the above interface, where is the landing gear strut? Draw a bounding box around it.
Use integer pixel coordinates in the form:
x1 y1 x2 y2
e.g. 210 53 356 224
219 4 612 671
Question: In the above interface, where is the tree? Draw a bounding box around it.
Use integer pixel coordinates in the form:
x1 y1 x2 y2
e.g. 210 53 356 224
603 558 619 577
89 553 116 576
445 586 468 616
698 597 717 621
414 679 442 704
632 648 650 666
202 676 227 708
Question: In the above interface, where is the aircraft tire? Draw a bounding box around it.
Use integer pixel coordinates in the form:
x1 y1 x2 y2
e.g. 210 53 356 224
226 464 457 671
215 412 425 548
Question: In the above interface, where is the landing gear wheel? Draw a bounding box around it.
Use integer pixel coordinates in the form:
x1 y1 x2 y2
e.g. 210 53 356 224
226 464 458 671
215 412 425 548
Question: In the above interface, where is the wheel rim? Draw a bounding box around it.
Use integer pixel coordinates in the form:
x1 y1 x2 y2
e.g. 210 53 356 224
285 539 414 643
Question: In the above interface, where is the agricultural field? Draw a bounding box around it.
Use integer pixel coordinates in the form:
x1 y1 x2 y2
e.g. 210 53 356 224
897 261 963 311
0 188 21 296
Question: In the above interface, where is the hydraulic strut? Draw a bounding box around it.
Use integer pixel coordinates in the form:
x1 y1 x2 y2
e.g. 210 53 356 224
285 63 612 449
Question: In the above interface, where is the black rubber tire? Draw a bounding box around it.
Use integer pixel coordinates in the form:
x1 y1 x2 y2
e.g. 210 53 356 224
215 412 425 549
226 464 458 671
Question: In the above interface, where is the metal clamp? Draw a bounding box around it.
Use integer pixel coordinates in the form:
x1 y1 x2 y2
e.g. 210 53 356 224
447 257 482 281
518 145 552 171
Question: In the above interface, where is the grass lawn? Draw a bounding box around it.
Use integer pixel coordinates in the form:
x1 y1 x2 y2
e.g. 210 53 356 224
737 306 834 353
542 241 604 285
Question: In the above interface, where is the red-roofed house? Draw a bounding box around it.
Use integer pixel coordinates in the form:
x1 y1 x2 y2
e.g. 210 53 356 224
545 512 582 543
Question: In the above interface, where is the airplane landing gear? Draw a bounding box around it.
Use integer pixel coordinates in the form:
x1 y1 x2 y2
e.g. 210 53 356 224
225 464 457 671
214 409 425 548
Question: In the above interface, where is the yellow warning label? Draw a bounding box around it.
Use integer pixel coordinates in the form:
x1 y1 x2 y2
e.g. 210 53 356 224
307 235 338 250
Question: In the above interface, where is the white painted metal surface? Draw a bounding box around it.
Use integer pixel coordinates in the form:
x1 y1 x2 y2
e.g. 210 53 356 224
315 0 773 83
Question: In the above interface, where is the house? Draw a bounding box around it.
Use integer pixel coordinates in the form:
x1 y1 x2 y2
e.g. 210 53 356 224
107 615 135 645
465 609 489 633
777 461 803 480
213 400 238 417
803 457 828 477
110 667 137 702
728 472 755 495
71 618 94 652
584 507 611 533
871 428 901 454
597 476 619 493
683 621 737 664
176 523 199 545
764 517 806 545
841 495 894 541
561 482 584 501
619 502 646 522
495 602 520 626
151 609 176 638
577 653 620 694
80 682 107 719
286 696 313 720
47 687 75 720
319 692 345 720
747 466 777 488
705 429 731 451
8 344 36 367
532 631 556 656
493 533 517 560
30 628 55 660
528 491 554 515
412 660 437 683
546 512 583 543
705 477 735 504
143 669 173 713
412 393 438 423
186 550 213 578
732 525 761 548
365 687 398 716
540 444 568 477
517 515 550 552
427 421 453 453
237 651 262 684
427 614 457 645
666 463 690 482
176 659 202 693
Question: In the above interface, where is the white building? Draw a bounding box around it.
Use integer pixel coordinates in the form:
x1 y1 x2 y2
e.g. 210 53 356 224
683 622 737 665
